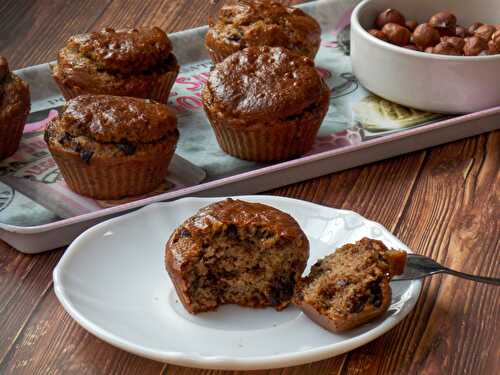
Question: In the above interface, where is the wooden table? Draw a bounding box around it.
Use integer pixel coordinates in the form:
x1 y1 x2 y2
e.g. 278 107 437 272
1 0 499 374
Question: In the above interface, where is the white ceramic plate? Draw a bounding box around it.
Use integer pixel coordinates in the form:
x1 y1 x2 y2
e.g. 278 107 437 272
53 195 421 370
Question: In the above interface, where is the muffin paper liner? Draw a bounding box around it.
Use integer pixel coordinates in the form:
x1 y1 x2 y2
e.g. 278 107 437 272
49 147 176 200
205 110 326 162
52 67 179 104
206 48 228 64
0 117 26 161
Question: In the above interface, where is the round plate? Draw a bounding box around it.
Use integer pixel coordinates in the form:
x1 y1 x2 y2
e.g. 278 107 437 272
53 195 421 370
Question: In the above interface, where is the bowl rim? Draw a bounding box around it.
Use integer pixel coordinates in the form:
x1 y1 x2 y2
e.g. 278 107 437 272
351 0 500 62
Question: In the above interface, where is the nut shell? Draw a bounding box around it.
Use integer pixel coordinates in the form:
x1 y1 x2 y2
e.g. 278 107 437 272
468 22 483 35
432 41 462 55
382 23 411 46
405 20 418 32
368 29 388 42
375 8 406 29
429 11 457 36
412 24 440 49
440 36 465 51
463 36 489 56
488 30 500 54
475 24 496 41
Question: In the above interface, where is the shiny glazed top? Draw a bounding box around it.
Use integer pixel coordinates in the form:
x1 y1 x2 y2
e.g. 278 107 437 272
60 27 173 75
166 198 309 269
204 46 326 120
51 95 176 143
207 0 321 58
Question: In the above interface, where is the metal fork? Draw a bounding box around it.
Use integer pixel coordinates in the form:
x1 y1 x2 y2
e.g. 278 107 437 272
392 254 500 285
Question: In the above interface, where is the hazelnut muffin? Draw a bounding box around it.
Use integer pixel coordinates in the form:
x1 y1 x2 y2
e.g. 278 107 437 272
294 238 406 332
165 198 309 314
202 46 330 161
44 94 178 199
206 0 321 63
52 27 179 103
0 56 30 160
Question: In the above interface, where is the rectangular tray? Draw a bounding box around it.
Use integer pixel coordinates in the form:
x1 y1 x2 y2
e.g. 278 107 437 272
1 0 499 253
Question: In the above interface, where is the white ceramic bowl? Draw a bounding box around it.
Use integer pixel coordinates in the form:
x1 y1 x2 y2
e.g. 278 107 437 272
351 0 500 114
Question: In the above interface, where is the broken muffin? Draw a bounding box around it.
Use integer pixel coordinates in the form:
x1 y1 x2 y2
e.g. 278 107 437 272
294 237 406 332
44 94 178 199
165 198 309 314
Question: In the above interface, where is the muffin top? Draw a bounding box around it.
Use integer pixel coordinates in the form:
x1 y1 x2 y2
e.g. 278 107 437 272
167 198 309 270
58 27 174 76
206 0 321 58
0 56 30 123
49 94 176 144
203 46 327 121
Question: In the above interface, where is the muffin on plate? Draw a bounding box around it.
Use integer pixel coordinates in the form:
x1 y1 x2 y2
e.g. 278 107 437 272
0 56 30 160
294 237 407 332
51 27 179 103
206 0 321 63
44 94 179 199
165 198 309 314
202 46 330 161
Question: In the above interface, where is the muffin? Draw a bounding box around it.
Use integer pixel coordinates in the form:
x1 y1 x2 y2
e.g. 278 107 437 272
44 94 179 199
165 198 309 314
206 0 321 63
0 56 30 160
52 27 179 103
294 237 407 332
202 46 330 161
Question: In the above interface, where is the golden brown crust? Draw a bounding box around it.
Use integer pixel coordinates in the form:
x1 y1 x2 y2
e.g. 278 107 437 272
206 0 321 61
203 46 327 122
294 238 407 332
0 56 30 160
52 27 179 100
44 95 178 198
165 199 310 313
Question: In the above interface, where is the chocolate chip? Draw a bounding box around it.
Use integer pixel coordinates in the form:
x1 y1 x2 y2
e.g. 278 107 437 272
350 295 368 313
368 280 383 307
269 275 295 306
116 142 136 156
226 224 238 239
58 132 72 145
179 228 191 238
80 150 94 164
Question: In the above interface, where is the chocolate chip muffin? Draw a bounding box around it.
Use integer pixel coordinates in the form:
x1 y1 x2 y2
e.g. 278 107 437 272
0 56 30 160
206 0 321 63
294 238 406 332
45 95 178 199
165 198 309 314
202 46 330 161
52 27 179 103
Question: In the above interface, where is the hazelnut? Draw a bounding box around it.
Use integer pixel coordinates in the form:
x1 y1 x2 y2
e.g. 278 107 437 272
468 22 483 35
375 8 406 29
425 46 435 53
488 30 500 54
405 20 418 32
429 11 457 36
0 56 8 82
432 41 462 55
368 29 388 42
441 36 465 51
475 24 496 40
412 24 441 49
455 26 468 38
464 36 489 56
382 23 411 46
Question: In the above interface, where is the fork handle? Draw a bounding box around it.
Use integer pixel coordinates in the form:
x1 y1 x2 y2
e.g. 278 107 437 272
443 268 500 286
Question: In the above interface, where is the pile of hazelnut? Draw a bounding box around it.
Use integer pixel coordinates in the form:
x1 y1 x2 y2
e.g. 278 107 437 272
368 9 500 56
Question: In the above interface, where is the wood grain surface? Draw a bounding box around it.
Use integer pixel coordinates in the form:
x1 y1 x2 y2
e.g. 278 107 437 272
0 0 499 374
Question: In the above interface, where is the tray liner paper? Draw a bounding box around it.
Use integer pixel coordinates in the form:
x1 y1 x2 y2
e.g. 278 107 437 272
0 0 446 225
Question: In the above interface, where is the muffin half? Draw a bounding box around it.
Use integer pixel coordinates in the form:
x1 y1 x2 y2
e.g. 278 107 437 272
44 94 179 199
202 46 330 161
206 0 321 63
294 238 407 332
0 56 30 160
165 198 309 314
52 27 179 103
